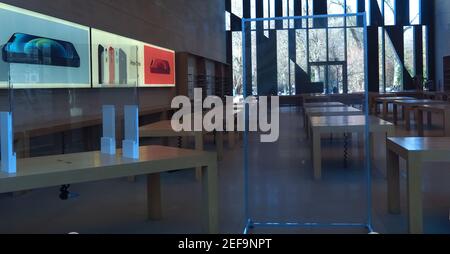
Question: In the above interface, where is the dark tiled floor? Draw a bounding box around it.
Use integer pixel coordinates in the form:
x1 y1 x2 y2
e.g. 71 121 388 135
1 106 450 234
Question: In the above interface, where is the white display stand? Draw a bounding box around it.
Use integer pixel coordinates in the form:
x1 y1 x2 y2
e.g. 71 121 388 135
122 105 139 159
1 112 16 174
101 105 116 155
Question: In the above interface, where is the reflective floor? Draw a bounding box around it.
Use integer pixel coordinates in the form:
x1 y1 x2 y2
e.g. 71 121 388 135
1 106 450 234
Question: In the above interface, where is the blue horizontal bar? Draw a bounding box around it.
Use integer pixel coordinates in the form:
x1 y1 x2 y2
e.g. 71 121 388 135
243 221 373 234
242 13 366 23
253 222 367 228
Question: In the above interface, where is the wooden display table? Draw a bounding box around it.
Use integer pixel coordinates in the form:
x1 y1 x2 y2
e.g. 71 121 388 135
0 145 219 233
310 115 394 180
392 100 448 130
369 91 423 115
304 102 346 108
416 104 450 137
301 93 364 105
139 120 224 180
303 102 348 128
369 92 397 115
374 97 416 119
386 137 450 234
422 91 450 101
304 106 362 136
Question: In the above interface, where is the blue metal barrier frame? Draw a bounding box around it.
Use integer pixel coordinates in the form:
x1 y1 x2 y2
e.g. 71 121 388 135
241 13 373 234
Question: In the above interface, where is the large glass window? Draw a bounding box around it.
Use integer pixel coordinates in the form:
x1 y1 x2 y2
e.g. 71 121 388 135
270 0 275 29
377 0 396 26
232 31 242 95
347 27 365 92
410 0 421 25
231 0 243 19
283 0 289 29
404 26 415 77
379 28 385 92
384 0 396 26
296 29 308 72
251 0 256 29
281 0 296 28
328 28 345 61
309 29 327 62
289 0 295 27
251 31 257 95
423 26 428 80
385 30 403 92
328 0 345 27
365 0 371 26
228 0 427 95
277 30 290 95
346 0 358 13
264 0 269 36
328 0 345 14
225 11 231 31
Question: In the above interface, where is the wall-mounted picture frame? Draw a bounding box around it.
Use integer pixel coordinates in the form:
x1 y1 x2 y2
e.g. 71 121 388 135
0 3 91 89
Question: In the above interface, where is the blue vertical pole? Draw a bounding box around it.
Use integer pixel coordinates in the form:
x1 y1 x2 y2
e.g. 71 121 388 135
363 12 373 232
242 18 251 232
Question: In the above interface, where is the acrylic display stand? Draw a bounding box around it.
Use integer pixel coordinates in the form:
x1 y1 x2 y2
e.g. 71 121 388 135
101 105 116 155
1 112 16 174
123 105 139 159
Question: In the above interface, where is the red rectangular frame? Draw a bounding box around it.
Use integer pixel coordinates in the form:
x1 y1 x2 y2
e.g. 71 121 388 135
142 44 175 87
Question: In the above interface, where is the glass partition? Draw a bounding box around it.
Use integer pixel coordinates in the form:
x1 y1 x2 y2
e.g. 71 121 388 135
9 39 139 159
242 14 373 233
0 62 11 112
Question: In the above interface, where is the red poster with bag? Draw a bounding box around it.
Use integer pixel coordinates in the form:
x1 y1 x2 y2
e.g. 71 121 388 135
143 44 175 86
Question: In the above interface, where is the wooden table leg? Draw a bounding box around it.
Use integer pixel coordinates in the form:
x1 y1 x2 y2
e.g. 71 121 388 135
202 160 219 234
369 132 375 162
160 110 169 121
383 102 388 119
312 130 322 180
228 131 236 149
303 109 307 129
147 173 162 220
417 109 424 137
307 116 312 140
369 101 374 115
387 148 401 214
427 112 432 127
444 110 450 137
162 137 169 146
405 107 411 131
393 104 398 125
216 131 224 161
181 136 189 148
407 156 423 234
195 133 204 181
306 115 310 139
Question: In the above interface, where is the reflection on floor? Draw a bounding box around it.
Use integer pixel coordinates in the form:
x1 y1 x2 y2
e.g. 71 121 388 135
1 106 450 234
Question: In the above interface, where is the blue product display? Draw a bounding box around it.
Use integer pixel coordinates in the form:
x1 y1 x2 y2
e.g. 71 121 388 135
2 33 80 68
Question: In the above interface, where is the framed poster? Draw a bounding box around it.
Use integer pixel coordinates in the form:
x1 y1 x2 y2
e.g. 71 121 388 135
142 44 175 87
0 3 90 89
91 29 140 88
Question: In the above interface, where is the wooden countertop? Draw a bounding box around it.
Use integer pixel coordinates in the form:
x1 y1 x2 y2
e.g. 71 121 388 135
0 145 215 194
